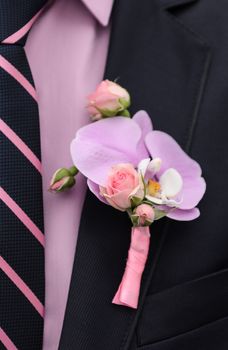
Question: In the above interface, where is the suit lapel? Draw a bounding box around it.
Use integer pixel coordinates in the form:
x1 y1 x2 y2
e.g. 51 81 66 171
59 0 211 348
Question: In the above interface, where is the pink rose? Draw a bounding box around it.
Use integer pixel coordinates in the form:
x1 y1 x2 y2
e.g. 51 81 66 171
87 80 130 120
100 163 144 211
135 204 155 225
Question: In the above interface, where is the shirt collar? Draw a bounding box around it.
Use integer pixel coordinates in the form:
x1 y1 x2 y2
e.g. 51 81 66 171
82 0 114 26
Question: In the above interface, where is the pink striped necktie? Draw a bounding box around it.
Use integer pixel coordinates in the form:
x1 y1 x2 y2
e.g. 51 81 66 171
0 1 47 349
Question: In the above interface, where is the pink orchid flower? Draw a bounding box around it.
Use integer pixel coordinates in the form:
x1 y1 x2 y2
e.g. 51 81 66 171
71 111 206 221
71 110 151 195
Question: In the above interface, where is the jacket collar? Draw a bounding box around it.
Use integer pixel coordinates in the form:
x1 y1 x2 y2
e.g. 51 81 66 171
158 0 198 9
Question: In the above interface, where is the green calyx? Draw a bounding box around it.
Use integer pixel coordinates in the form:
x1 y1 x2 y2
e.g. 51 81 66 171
50 165 79 193
56 176 76 192
131 196 143 208
117 109 131 117
95 94 131 119
119 96 131 109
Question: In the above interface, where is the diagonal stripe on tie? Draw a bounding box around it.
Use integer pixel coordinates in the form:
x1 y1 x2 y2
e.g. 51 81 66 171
0 119 42 173
0 328 18 350
2 9 44 45
0 132 44 238
0 55 37 100
0 197 45 303
0 47 41 157
0 187 45 246
0 257 44 317
1 269 44 349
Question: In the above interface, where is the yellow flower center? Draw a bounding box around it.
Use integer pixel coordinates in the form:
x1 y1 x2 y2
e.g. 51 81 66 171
147 179 161 196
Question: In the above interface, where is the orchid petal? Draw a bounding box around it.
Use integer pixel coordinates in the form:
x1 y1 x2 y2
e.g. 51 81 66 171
138 158 151 177
145 130 205 213
87 179 107 204
145 194 163 205
146 158 162 179
133 110 153 137
167 208 200 221
71 117 149 185
148 158 161 173
145 131 202 178
145 194 181 207
162 197 182 207
133 110 153 157
179 177 206 210
160 168 183 198
138 157 162 180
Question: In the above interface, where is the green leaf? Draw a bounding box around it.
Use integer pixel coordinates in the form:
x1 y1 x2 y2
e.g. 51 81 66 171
131 196 143 208
154 208 167 221
130 214 139 226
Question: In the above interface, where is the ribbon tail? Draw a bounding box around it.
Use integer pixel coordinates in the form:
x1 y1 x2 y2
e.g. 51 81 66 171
112 281 125 306
112 226 150 309
112 271 142 309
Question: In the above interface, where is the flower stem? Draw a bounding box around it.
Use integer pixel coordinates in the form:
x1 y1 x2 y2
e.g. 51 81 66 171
69 166 79 176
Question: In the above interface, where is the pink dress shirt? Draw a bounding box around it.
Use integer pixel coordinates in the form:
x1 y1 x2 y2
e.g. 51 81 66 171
25 0 113 348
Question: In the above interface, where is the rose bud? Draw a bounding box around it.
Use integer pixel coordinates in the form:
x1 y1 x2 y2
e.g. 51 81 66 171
49 166 78 193
133 204 155 226
87 80 131 120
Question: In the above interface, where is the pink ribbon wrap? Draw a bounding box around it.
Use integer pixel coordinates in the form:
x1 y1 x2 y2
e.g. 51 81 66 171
112 226 151 309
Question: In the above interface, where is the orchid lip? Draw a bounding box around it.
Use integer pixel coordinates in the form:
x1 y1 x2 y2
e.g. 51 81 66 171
137 156 184 208
159 168 183 198
145 194 183 207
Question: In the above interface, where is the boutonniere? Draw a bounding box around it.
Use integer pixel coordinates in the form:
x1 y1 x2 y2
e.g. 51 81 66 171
50 80 206 309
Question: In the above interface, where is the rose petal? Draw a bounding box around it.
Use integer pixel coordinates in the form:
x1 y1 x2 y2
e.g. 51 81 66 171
87 104 99 116
108 83 130 101
103 188 132 211
88 81 109 99
92 93 122 110
167 207 200 221
129 184 144 201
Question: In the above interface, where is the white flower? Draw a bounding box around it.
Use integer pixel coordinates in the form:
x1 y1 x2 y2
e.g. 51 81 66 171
137 159 183 207
138 158 162 178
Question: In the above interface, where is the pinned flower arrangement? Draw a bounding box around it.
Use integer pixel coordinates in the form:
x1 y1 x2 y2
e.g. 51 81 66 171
50 80 206 309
